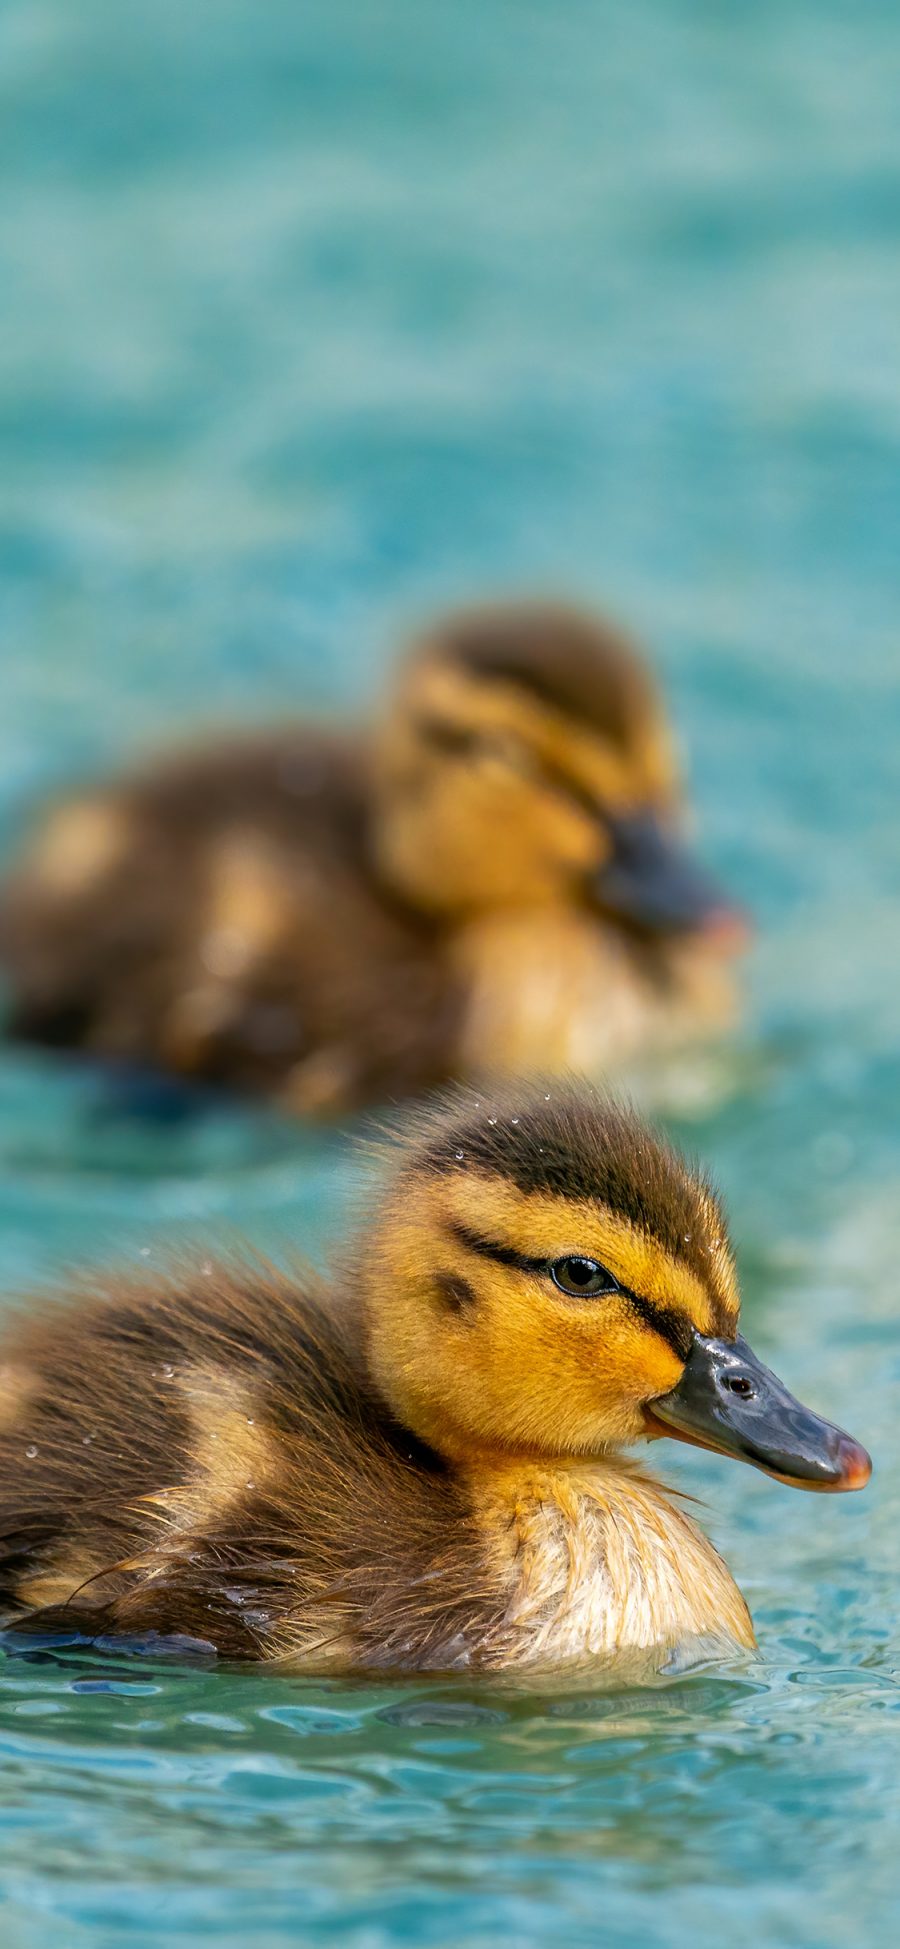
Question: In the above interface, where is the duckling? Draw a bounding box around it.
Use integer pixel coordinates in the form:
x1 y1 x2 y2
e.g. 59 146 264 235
0 1082 868 1671
0 600 746 1115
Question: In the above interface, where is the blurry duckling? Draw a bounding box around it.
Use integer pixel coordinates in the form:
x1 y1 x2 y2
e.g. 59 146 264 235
0 600 747 1116
0 1081 868 1671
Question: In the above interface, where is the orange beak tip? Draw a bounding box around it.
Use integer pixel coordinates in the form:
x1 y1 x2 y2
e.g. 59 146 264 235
700 906 753 955
834 1438 872 1492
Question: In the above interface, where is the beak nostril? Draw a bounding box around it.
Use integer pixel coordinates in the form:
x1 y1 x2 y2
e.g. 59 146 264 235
651 1332 869 1490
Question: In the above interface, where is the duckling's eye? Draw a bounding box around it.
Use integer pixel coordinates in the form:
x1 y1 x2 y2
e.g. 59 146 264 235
550 1256 619 1299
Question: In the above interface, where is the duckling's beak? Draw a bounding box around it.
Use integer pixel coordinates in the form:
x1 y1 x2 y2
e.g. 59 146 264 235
592 811 748 947
645 1333 871 1492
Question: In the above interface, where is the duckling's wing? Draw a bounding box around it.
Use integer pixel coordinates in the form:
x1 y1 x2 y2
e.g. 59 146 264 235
0 728 459 1109
0 1258 507 1668
0 729 352 1063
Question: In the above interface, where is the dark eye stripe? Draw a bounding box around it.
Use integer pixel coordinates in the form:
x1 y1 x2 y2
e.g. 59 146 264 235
449 1222 695 1358
413 715 607 823
532 755 608 822
413 714 481 759
448 1221 547 1274
625 1294 695 1361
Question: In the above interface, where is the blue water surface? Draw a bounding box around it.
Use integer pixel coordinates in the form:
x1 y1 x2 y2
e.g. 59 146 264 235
1 2 900 1944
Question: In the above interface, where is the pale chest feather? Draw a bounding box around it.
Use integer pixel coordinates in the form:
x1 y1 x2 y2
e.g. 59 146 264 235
473 1461 755 1669
451 911 735 1078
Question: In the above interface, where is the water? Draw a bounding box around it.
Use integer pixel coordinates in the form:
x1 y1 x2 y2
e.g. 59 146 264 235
1 2 899 1943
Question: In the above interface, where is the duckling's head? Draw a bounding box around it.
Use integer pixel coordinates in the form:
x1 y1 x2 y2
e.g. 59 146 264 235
371 600 744 944
362 1082 870 1492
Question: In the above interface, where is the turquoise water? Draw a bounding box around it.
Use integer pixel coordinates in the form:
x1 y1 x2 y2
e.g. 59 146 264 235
1 1 900 1943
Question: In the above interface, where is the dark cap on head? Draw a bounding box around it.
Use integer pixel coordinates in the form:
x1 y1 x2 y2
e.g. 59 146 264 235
422 601 661 753
416 1080 732 1301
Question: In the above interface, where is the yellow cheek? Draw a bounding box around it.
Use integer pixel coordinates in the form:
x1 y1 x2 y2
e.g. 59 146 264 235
531 1300 683 1406
596 1311 686 1402
469 1287 686 1452
424 772 595 905
534 796 603 874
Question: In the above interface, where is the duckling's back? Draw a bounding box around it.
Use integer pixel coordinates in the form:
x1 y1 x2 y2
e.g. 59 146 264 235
0 728 460 1113
0 1256 498 1666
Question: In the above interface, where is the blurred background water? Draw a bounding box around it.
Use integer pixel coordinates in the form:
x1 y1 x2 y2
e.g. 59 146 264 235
1 1 899 1944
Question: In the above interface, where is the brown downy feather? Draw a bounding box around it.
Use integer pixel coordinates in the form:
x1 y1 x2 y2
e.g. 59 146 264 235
0 730 460 1113
0 1255 505 1667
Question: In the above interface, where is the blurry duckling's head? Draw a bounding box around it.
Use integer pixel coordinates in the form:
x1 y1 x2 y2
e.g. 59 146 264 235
371 600 745 945
362 1081 870 1492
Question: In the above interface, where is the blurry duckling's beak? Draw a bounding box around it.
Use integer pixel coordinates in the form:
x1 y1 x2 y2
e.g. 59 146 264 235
645 1333 871 1491
593 811 748 948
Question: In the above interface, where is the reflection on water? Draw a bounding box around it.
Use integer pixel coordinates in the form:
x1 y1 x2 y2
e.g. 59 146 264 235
2 0 900 1944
